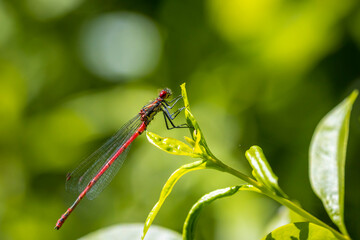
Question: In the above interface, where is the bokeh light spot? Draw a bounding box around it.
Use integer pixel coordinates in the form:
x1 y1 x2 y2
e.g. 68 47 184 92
0 1 15 47
79 12 162 81
24 0 84 20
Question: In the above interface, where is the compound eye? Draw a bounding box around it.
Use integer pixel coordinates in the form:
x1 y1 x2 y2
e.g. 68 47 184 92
159 90 167 99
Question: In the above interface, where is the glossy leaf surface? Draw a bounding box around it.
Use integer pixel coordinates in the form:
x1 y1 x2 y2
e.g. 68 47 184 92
146 131 198 157
245 146 287 198
309 90 358 235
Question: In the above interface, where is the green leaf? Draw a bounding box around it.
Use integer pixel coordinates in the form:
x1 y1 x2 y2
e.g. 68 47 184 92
309 90 358 236
184 136 196 147
183 185 261 240
141 160 206 240
79 223 181 240
245 146 287 198
261 222 337 240
146 131 199 157
180 83 212 157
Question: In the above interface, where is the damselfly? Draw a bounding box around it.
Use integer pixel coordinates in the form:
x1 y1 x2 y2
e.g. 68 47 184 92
55 88 186 230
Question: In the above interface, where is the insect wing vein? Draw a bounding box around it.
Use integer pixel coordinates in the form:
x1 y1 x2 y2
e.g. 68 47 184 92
65 115 141 199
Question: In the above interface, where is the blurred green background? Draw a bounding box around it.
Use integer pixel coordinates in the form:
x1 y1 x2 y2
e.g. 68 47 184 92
1 0 360 239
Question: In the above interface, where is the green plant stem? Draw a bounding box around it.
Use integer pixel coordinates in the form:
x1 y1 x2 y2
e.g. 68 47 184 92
265 192 350 240
206 157 262 188
211 160 350 240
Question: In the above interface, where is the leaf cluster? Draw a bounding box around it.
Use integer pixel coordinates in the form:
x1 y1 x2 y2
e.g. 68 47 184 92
142 84 357 240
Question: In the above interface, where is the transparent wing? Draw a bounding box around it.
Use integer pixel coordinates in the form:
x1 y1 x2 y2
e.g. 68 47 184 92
65 115 142 200
82 146 131 200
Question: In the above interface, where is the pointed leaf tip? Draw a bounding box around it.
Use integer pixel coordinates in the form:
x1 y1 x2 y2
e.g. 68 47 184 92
309 90 357 236
245 146 287 198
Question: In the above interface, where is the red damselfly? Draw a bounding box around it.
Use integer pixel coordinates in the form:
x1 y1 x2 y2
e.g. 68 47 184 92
55 88 186 230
